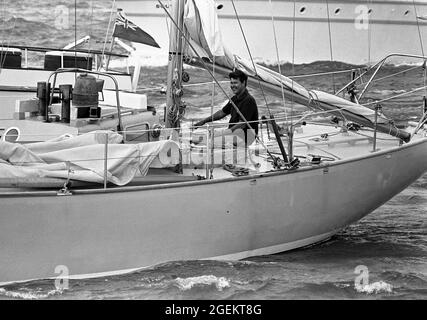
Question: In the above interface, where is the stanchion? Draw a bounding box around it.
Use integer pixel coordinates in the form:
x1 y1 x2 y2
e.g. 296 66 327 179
373 104 381 152
104 132 108 189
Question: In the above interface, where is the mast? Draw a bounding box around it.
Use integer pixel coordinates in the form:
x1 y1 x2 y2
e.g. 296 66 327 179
165 0 185 129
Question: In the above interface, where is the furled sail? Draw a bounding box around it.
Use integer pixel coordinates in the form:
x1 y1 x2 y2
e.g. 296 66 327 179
184 0 224 57
182 0 410 142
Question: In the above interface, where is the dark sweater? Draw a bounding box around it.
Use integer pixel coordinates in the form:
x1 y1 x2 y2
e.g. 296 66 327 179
222 89 259 137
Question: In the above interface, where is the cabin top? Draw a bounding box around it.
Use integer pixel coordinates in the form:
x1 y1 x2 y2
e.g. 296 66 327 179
0 44 128 71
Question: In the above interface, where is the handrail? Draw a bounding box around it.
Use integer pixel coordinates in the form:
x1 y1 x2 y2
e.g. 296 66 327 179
0 44 128 58
47 68 123 132
336 53 427 100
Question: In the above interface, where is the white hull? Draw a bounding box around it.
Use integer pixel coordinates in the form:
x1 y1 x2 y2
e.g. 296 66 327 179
116 0 427 65
1 137 426 284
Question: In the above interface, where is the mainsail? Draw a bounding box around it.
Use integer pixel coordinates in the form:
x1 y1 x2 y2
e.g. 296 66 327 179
181 0 410 142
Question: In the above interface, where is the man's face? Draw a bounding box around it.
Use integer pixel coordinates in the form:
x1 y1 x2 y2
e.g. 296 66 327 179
230 77 245 96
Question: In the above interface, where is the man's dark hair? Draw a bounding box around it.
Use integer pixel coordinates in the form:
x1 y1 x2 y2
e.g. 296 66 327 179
229 69 248 85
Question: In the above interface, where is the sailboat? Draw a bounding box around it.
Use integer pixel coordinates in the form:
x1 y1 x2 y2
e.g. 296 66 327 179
0 8 161 139
0 0 426 285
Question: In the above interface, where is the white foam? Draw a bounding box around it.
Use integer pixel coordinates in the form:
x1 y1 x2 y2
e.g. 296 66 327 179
175 275 230 291
388 61 425 67
355 281 393 294
0 288 64 300
371 89 407 95
108 51 169 68
109 50 292 68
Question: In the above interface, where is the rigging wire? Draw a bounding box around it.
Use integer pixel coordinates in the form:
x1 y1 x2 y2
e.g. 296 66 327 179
325 0 336 93
291 67 365 79
165 0 172 38
210 2 218 178
229 0 271 116
268 0 287 122
0 0 6 50
412 0 426 98
354 64 422 88
210 56 216 125
412 0 425 58
289 0 297 160
367 0 372 65
412 1 427 107
208 2 224 178
101 0 116 70
211 1 217 123
86 0 95 70
74 0 77 71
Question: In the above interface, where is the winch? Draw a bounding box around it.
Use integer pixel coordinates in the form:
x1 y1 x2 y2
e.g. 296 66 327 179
72 73 104 119
36 73 104 123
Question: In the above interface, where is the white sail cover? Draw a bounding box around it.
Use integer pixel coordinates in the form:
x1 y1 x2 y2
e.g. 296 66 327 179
0 131 179 186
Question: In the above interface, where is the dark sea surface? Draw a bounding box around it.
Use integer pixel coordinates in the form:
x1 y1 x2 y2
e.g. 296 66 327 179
0 0 426 300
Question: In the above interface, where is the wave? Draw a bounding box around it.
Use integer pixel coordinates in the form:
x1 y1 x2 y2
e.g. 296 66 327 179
128 56 422 70
370 89 408 96
381 270 427 288
354 281 393 295
388 61 427 68
174 275 230 291
412 174 427 188
114 52 427 71
0 18 76 48
109 52 170 69
0 17 49 33
0 287 64 300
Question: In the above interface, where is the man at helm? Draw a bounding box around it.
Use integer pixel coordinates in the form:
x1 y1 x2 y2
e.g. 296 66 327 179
194 69 259 147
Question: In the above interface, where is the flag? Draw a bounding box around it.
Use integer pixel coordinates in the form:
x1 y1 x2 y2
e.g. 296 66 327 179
113 9 160 48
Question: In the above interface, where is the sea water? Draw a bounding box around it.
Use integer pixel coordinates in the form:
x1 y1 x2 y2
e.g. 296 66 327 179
0 0 426 300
